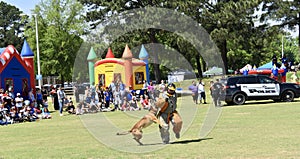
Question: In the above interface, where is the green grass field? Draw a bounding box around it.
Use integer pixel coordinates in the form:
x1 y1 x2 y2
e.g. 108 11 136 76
1 84 300 158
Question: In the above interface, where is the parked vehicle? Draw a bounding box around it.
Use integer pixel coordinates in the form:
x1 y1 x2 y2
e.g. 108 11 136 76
224 75 300 105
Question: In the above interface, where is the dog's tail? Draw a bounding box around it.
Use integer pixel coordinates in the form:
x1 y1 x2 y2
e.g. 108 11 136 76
116 131 131 135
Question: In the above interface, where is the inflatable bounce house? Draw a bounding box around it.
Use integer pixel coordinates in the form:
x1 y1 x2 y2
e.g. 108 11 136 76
0 40 35 96
88 44 150 90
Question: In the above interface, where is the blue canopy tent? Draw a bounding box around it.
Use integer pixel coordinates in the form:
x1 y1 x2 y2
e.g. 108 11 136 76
257 61 273 70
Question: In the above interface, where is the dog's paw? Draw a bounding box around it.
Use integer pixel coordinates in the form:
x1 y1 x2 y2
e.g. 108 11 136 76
133 138 143 145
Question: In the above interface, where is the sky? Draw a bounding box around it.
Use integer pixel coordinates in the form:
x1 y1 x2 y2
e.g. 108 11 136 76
1 0 41 14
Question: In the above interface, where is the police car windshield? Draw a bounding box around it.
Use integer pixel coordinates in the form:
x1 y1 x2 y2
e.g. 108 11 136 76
258 76 277 84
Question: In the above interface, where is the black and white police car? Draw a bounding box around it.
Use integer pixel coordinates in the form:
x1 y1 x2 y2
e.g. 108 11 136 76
224 75 300 105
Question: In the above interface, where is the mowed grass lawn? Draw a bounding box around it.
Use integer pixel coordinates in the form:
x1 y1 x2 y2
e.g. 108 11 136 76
1 94 300 158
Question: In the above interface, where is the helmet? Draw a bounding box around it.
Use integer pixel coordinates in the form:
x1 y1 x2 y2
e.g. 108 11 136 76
166 83 176 96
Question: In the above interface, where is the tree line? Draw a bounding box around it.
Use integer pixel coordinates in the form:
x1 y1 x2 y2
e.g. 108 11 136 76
0 0 299 84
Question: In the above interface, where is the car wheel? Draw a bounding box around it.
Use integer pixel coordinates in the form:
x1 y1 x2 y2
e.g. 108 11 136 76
233 93 246 105
281 90 295 102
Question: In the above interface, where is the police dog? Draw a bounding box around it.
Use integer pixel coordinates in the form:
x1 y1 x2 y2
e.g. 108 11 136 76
116 98 166 145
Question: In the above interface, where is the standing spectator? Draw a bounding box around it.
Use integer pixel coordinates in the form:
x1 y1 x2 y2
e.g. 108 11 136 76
8 87 15 99
3 94 12 113
147 81 155 99
142 80 149 96
15 93 23 112
271 64 279 81
159 80 166 93
90 82 96 100
280 62 288 83
112 86 121 111
197 79 207 104
108 80 116 101
74 85 79 103
50 86 59 110
104 87 111 109
109 80 116 93
210 79 224 107
41 86 48 102
28 89 35 104
119 80 126 105
84 86 91 103
57 86 66 116
272 54 278 66
290 71 299 84
188 81 198 104
97 86 105 105
36 89 43 110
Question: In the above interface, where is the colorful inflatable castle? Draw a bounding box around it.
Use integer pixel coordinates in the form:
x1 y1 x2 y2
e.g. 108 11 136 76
88 45 150 90
0 40 35 96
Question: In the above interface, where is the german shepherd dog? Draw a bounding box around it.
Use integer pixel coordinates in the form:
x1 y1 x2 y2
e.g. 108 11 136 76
116 98 166 145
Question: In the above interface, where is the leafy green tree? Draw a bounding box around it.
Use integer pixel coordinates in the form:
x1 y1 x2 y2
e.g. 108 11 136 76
0 1 24 50
197 0 270 73
260 0 299 48
80 0 297 77
24 0 86 84
79 0 206 81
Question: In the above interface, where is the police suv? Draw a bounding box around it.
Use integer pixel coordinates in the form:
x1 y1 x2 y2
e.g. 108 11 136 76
224 75 300 105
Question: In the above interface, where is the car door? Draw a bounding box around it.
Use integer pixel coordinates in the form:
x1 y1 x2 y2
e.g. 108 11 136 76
239 76 265 97
257 76 280 96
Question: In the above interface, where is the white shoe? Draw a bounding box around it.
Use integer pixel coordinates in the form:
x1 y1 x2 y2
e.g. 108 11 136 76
60 114 63 116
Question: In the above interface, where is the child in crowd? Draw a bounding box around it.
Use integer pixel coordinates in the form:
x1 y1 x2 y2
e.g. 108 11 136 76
42 99 51 119
129 96 140 111
141 95 150 110
121 97 129 111
65 98 76 114
76 101 86 115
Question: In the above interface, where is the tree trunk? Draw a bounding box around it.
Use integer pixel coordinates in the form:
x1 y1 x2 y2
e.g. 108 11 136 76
220 40 228 75
196 54 202 78
202 59 206 74
149 29 161 83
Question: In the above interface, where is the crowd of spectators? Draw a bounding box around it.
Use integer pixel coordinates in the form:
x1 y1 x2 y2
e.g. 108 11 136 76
0 87 51 126
74 80 167 114
1 79 168 125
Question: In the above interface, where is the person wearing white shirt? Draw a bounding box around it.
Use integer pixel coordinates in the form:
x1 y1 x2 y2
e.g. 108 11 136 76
15 93 23 112
197 79 207 104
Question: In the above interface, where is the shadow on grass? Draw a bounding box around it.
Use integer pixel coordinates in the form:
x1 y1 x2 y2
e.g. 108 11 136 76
139 138 212 146
170 138 213 144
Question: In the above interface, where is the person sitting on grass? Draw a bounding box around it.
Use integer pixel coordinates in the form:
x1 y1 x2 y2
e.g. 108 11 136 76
121 97 129 111
42 99 51 119
76 101 85 115
77 101 91 114
65 99 76 114
89 99 99 113
21 100 39 122
140 95 150 110
129 96 140 111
